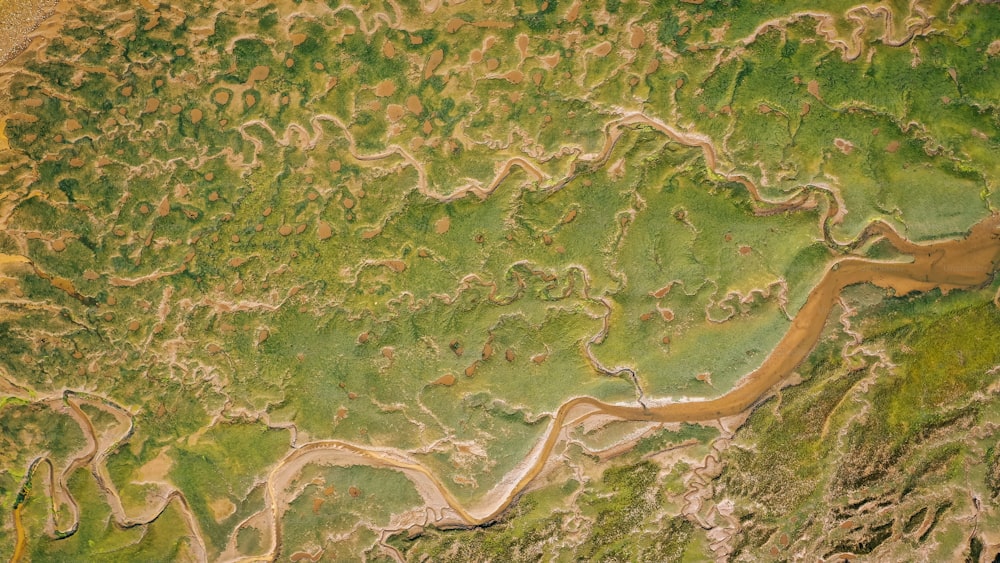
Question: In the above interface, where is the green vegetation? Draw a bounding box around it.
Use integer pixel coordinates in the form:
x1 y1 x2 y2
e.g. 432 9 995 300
717 285 1000 559
392 458 704 562
281 465 423 560
23 469 196 561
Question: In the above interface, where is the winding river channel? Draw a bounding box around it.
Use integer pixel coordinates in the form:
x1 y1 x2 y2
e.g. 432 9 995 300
228 212 1000 560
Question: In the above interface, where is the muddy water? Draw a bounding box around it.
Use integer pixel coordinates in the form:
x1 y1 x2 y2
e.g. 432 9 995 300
12 501 26 562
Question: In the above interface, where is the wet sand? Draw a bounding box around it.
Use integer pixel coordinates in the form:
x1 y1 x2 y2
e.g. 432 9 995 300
0 0 58 67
